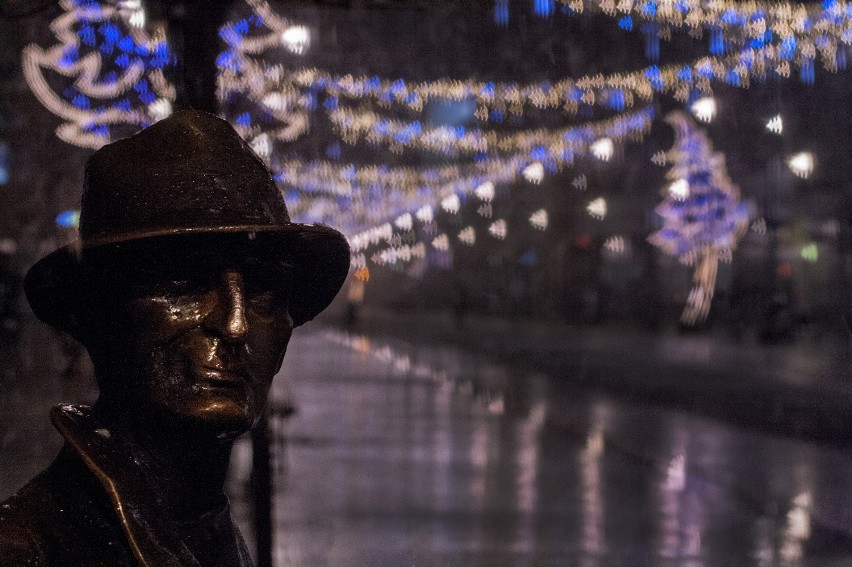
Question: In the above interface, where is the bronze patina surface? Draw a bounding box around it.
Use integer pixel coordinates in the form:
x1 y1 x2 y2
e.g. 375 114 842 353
0 110 349 566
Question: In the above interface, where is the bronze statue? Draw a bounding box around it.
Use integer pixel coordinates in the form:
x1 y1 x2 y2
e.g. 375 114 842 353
0 110 350 566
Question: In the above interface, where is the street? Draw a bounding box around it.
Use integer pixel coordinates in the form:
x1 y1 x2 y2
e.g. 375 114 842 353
219 327 852 567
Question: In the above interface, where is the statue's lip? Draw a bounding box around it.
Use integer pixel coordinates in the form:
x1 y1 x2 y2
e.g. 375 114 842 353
195 366 247 386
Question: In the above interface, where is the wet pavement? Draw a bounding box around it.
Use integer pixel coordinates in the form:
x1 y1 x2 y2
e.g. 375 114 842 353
222 327 852 567
4 322 852 565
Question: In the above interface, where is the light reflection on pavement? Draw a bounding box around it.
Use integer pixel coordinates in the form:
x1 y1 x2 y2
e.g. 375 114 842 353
222 328 852 566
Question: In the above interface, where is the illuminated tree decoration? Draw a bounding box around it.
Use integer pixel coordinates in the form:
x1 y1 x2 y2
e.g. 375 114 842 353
22 0 174 149
648 112 749 325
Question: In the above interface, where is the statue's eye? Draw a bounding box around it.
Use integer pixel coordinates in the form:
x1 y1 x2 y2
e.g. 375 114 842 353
242 260 290 315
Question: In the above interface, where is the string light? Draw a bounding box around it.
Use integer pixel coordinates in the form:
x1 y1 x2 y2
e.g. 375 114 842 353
788 151 814 178
280 25 310 54
489 219 508 239
587 197 607 219
529 209 549 230
475 181 495 201
766 114 783 134
523 162 545 183
591 137 614 161
690 96 717 122
558 0 850 74
22 0 174 149
458 226 476 245
603 235 625 253
668 178 690 200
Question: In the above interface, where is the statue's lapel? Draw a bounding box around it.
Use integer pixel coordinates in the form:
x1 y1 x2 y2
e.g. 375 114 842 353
50 404 202 567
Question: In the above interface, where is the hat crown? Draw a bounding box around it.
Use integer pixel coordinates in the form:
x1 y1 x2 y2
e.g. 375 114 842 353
80 110 291 243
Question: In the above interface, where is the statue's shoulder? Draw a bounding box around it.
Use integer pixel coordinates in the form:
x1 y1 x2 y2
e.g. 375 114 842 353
0 449 135 567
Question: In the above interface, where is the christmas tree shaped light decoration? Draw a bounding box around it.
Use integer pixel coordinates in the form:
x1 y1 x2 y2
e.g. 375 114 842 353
22 0 175 149
649 112 749 325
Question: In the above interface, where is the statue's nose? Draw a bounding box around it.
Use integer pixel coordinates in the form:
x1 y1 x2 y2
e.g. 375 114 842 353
212 269 248 341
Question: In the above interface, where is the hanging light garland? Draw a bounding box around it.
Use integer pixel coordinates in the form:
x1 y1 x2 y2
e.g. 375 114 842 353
21 0 174 149
276 107 653 235
561 1 850 71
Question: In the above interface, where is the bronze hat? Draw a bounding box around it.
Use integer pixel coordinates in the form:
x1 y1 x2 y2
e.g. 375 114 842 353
25 109 350 330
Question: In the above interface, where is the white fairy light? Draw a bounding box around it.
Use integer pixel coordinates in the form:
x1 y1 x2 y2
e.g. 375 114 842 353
394 213 413 231
432 234 450 251
529 209 548 230
117 0 144 28
572 174 587 190
523 162 545 184
440 193 461 214
766 114 783 134
148 98 172 122
591 137 614 161
788 152 814 179
751 218 767 235
587 197 607 219
261 92 292 112
475 181 495 201
690 97 717 123
250 133 271 158
281 25 310 55
415 205 434 223
488 219 507 239
651 150 667 166
604 235 624 253
458 226 476 245
668 178 690 200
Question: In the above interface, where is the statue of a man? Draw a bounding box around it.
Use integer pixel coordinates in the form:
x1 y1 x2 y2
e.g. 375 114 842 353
0 110 350 566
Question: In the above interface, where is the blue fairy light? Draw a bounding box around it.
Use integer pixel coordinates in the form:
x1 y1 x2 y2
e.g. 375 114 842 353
645 66 664 91
0 143 8 185
494 0 509 26
78 25 96 47
59 46 79 68
56 210 81 229
609 90 625 111
709 28 724 55
72 93 90 109
618 16 633 31
325 142 341 160
323 96 339 110
641 2 657 17
800 59 815 84
641 22 660 61
533 0 555 18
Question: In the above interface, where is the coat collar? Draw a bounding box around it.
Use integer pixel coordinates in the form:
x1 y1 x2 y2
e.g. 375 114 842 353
50 404 251 567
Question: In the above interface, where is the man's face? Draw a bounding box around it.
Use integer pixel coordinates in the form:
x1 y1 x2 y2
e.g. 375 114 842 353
96 246 294 435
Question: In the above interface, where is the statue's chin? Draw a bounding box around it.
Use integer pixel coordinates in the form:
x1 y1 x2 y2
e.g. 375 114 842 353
140 394 257 439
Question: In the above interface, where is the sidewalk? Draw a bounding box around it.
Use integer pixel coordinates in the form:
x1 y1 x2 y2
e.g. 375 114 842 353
328 308 852 444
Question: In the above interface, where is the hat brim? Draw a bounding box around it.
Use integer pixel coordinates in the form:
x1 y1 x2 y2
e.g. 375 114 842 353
25 223 351 332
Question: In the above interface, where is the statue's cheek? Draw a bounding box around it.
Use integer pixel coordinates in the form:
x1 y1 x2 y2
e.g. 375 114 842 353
124 294 212 343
